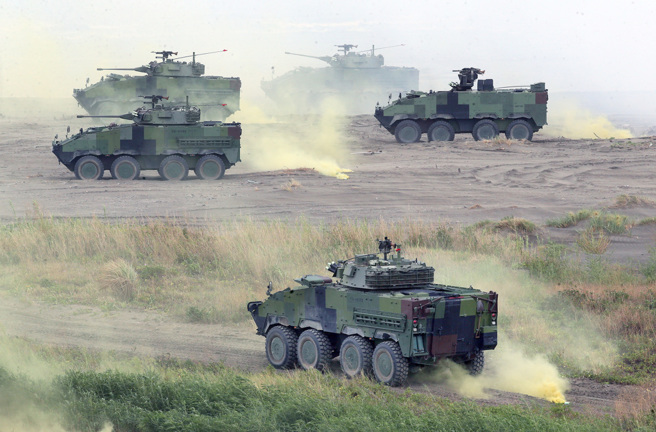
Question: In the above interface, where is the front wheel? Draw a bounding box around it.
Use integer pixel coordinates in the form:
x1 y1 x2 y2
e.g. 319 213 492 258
74 156 104 180
472 119 499 141
194 155 226 180
110 156 140 180
394 120 421 143
158 155 189 181
372 341 409 386
297 329 332 371
427 121 455 142
505 119 534 141
265 326 298 370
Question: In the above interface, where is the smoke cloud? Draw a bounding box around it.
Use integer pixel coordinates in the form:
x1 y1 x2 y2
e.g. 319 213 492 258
544 98 632 139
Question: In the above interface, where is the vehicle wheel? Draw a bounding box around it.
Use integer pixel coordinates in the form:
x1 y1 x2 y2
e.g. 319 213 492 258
340 336 374 378
110 156 140 180
74 156 104 180
427 121 455 142
194 155 226 180
505 119 534 141
297 329 332 371
464 350 485 376
472 119 499 141
372 341 409 386
265 326 298 370
394 120 421 143
158 155 189 181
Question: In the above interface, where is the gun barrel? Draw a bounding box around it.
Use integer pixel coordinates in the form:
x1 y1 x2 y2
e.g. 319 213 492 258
97 66 150 73
77 113 135 120
284 52 333 65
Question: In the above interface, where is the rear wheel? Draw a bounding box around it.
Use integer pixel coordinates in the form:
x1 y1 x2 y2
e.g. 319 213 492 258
394 120 421 143
194 155 226 180
464 350 485 376
158 155 189 181
340 336 373 378
427 121 455 142
110 156 140 180
472 119 499 141
372 341 409 386
505 119 534 141
74 156 104 180
297 329 332 372
265 326 298 370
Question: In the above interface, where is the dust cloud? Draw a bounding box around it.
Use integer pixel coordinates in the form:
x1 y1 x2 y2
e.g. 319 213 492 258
544 99 632 139
411 249 618 403
233 98 353 179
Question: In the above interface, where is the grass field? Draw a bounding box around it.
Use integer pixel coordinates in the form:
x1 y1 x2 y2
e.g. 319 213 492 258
1 210 655 430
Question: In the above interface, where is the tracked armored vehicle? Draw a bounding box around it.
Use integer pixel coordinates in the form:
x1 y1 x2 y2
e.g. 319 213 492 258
247 238 498 386
261 44 419 114
375 67 548 143
52 96 241 181
74 50 240 120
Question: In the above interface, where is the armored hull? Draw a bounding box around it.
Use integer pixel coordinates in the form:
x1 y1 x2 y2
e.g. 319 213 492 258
52 104 241 181
248 240 498 386
74 75 241 120
262 66 419 114
375 69 548 143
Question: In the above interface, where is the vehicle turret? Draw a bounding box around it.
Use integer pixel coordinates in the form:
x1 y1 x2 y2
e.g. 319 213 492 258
75 95 202 126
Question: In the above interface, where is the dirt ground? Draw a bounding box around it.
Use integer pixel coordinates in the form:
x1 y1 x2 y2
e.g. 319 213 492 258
1 112 655 415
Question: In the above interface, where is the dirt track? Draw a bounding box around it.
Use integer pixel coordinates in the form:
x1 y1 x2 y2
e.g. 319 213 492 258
1 113 655 415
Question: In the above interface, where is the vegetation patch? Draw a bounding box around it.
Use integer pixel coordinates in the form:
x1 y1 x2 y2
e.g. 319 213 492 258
610 194 655 209
546 210 593 228
576 227 610 254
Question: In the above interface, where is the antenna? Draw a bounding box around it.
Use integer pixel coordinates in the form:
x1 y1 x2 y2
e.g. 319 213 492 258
175 50 228 60
355 44 405 54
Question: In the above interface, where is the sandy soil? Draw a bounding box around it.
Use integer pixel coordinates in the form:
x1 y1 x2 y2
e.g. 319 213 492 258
0 114 655 415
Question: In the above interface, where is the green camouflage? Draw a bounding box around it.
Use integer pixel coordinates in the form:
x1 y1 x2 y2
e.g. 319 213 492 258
247 239 498 386
74 51 240 121
375 68 548 143
52 102 241 181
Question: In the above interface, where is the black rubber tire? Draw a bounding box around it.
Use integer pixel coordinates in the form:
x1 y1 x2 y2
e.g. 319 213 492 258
74 156 104 180
505 119 534 141
394 120 422 143
340 336 374 378
464 350 485 376
472 119 499 141
427 121 455 142
372 341 409 386
194 155 226 180
265 326 298 370
158 155 189 181
297 329 332 372
110 156 140 180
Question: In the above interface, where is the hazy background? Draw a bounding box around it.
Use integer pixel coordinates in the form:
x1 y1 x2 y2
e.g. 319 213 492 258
1 0 655 130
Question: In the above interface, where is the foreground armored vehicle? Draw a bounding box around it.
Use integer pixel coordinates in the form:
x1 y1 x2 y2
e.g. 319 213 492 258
52 96 241 180
375 67 548 143
247 238 498 386
261 44 419 114
74 50 240 120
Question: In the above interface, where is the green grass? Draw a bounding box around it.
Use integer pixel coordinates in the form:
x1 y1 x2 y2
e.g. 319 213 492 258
546 210 593 228
1 359 650 432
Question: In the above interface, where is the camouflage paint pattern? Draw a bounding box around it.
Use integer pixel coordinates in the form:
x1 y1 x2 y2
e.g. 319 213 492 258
249 276 498 365
52 121 241 173
375 81 548 140
74 57 240 120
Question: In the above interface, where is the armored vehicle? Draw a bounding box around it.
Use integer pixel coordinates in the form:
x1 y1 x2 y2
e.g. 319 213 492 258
261 44 419 115
374 67 548 143
73 50 240 120
247 238 498 386
52 96 241 181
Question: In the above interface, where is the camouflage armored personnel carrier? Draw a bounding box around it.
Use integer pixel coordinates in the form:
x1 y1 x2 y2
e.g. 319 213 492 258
247 238 498 386
74 50 240 120
52 96 241 181
374 67 548 143
261 44 419 114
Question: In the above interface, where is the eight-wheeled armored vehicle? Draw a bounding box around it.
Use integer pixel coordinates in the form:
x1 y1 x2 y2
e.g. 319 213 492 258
261 44 419 114
73 50 240 121
247 238 498 386
52 96 241 181
374 67 548 143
